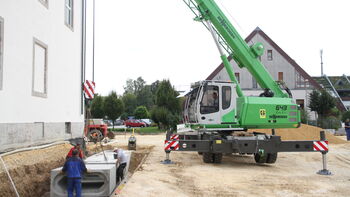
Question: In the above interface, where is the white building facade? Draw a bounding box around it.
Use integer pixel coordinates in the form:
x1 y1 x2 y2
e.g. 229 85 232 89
207 27 320 121
0 0 86 151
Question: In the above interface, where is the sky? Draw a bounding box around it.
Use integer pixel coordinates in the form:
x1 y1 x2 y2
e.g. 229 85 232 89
84 0 350 96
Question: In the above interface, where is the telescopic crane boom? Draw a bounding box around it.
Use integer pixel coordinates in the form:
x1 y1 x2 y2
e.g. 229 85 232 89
183 0 300 129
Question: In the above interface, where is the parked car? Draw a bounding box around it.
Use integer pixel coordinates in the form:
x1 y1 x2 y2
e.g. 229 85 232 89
103 120 113 126
114 119 124 126
141 119 152 127
124 119 147 128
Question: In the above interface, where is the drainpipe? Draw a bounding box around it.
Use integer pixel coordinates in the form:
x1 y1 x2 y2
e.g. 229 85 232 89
81 0 86 114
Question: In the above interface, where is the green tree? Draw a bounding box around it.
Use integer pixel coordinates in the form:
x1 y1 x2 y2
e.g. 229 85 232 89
134 77 146 94
152 80 181 130
90 94 104 118
341 111 350 122
308 89 336 117
136 85 154 109
151 107 179 130
150 80 160 104
134 106 150 119
120 112 129 120
122 93 137 116
123 79 134 94
309 89 339 129
123 77 146 95
104 91 124 128
156 80 180 114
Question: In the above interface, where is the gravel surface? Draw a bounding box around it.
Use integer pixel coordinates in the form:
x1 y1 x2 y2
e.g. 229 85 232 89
116 132 350 197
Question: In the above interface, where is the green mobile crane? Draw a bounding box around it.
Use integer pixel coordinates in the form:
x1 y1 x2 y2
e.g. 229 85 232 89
165 0 326 164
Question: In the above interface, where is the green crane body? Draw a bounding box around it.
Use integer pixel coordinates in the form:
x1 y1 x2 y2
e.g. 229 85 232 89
186 0 300 129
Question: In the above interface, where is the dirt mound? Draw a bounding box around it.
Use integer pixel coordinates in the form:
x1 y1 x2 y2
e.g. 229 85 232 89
250 124 346 144
0 143 73 197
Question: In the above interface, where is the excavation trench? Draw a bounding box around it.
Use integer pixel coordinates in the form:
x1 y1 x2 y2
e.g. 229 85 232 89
0 143 152 197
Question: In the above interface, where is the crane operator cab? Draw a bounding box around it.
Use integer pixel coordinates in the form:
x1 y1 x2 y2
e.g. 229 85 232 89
183 80 301 131
184 80 238 126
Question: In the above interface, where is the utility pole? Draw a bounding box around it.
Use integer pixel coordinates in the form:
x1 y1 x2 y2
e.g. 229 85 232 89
92 0 96 82
320 49 324 76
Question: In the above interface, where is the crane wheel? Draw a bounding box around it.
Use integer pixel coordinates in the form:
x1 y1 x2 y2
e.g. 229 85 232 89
266 153 278 164
254 152 267 164
202 152 213 163
213 153 223 163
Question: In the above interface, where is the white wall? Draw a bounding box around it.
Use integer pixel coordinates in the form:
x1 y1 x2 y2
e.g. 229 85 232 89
0 0 83 123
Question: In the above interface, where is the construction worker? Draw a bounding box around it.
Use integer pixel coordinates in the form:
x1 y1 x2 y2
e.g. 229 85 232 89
114 148 127 183
345 118 350 141
62 149 87 197
66 143 84 159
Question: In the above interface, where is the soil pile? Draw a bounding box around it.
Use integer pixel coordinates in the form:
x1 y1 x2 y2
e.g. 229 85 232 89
250 124 346 144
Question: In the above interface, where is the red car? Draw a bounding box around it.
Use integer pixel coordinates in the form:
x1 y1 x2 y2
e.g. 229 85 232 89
124 119 147 128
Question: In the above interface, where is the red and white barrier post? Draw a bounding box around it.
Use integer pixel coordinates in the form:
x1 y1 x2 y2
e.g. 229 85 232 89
316 131 332 175
161 132 178 164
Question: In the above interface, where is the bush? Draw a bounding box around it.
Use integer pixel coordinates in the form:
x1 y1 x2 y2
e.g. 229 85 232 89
317 116 342 130
300 108 310 124
150 107 179 130
134 106 150 119
108 126 164 134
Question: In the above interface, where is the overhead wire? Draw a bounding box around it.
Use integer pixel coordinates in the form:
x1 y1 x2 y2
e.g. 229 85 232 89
216 0 248 36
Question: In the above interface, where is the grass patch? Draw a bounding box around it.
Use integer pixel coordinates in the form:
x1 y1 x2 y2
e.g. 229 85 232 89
108 126 165 134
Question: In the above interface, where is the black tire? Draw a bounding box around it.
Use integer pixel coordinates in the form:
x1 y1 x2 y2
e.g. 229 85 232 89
213 153 223 164
254 153 267 164
88 129 103 142
141 125 145 128
203 152 213 163
266 153 278 164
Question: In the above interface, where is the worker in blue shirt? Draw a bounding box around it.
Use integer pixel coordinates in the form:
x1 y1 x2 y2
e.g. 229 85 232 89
62 149 88 197
345 118 350 141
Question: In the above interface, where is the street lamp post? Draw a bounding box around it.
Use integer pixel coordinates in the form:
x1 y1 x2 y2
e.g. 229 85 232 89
305 79 309 124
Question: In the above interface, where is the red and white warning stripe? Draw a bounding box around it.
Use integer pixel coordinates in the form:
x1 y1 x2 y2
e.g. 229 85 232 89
170 134 179 140
84 80 95 100
313 141 329 151
164 140 179 151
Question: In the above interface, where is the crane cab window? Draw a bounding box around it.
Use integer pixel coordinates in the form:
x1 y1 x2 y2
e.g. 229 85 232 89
222 86 231 110
200 85 219 114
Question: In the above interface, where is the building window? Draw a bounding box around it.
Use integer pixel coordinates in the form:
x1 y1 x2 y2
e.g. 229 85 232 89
278 72 284 81
65 122 72 134
295 72 309 88
267 50 273 61
222 86 231 110
38 0 49 8
252 78 258 89
32 38 48 98
65 0 73 30
0 17 3 90
235 73 240 83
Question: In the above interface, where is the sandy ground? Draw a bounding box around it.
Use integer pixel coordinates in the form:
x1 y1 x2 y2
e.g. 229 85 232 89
116 133 350 197
0 143 73 197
